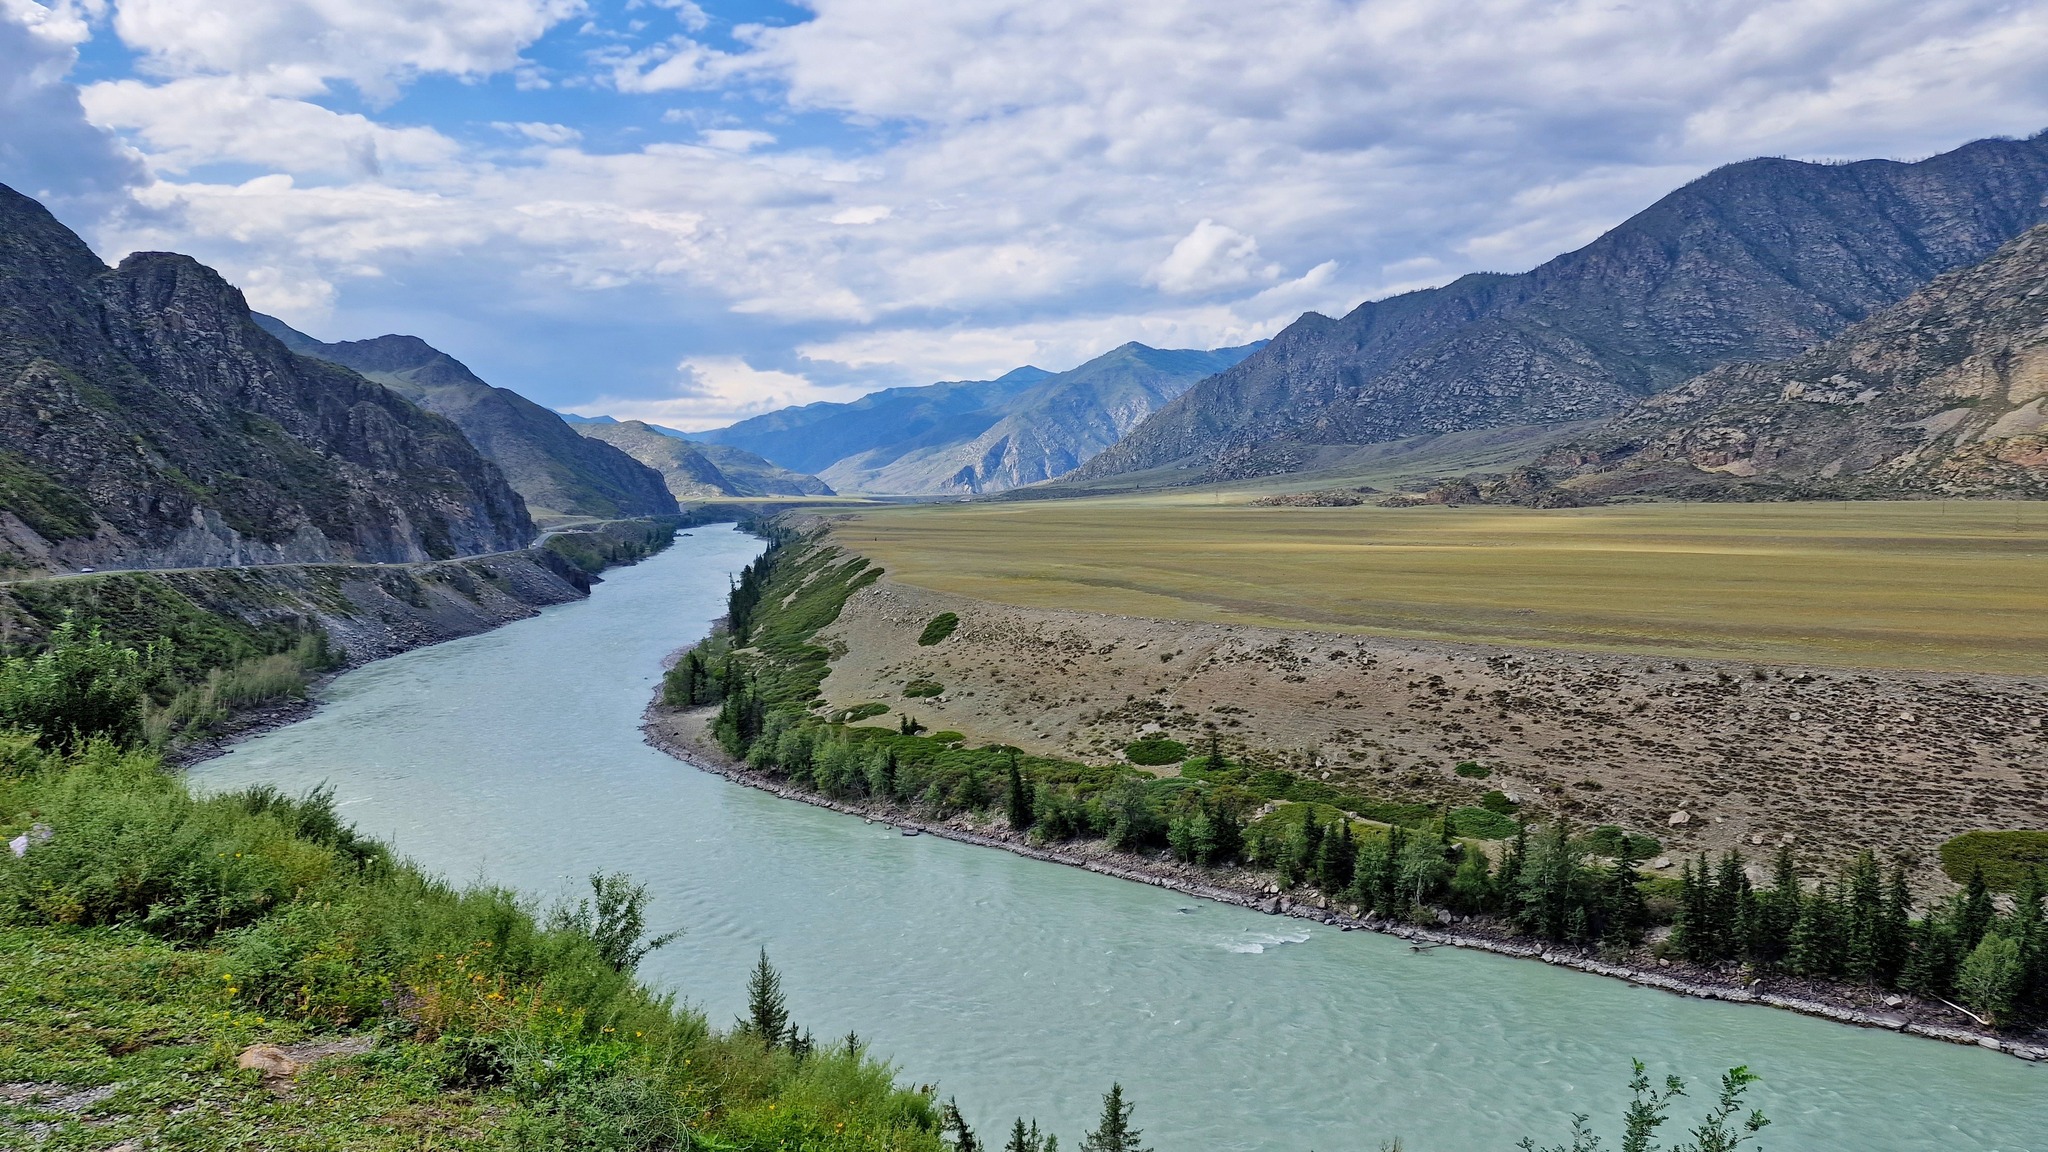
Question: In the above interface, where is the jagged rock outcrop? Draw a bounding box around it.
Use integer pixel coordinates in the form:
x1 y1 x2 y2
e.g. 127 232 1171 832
0 184 533 573
255 317 679 524
1557 223 2048 498
1079 132 2048 484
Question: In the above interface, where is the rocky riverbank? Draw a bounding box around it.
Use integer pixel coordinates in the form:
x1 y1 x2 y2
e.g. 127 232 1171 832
644 695 2048 1064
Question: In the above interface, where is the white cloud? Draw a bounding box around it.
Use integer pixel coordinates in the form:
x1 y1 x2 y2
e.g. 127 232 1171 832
111 0 583 99
0 1 144 214
36 0 2048 421
498 121 582 145
698 128 774 152
568 356 864 429
1148 219 1276 295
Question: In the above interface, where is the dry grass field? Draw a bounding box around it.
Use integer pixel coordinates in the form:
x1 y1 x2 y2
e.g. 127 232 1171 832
828 497 2048 675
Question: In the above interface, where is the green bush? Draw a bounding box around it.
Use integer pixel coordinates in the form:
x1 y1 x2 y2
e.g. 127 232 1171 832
904 678 944 698
1124 737 1189 766
917 613 960 646
832 702 890 723
1940 830 2048 892
0 621 157 750
1480 790 1518 814
1454 760 1490 779
1583 825 1661 861
1448 806 1519 840
0 736 951 1152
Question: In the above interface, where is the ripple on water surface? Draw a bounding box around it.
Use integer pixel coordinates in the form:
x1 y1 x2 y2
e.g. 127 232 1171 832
193 524 2047 1152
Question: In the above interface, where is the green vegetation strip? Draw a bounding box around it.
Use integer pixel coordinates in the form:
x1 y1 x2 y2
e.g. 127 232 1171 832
669 528 2048 1036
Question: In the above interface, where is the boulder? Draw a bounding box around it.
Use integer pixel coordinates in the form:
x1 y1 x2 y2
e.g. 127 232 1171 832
1668 810 1692 827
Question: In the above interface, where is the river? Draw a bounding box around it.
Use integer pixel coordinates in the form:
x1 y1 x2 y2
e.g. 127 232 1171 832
189 524 2045 1151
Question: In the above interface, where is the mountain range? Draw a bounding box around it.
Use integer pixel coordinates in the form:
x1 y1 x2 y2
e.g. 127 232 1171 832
563 417 834 499
1555 221 2048 498
694 341 1261 494
253 317 680 525
1077 131 2048 486
0 184 532 573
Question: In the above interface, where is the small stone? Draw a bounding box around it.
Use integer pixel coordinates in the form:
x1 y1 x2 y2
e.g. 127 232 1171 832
1749 833 1765 846
1788 711 1802 721
1652 857 1672 870
1668 810 1691 827
1884 996 1904 1008
1978 1037 2003 1051
238 1044 300 1079
1657 958 1670 967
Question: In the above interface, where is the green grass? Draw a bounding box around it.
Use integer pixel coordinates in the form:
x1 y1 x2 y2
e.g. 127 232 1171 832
916 613 959 646
1123 737 1187 766
1939 830 2048 893
830 498 2048 674
0 736 951 1152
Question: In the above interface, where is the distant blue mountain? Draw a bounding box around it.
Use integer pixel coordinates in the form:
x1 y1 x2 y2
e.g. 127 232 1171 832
690 343 1261 494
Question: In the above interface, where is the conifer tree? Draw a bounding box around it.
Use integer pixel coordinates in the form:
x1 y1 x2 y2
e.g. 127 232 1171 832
743 947 791 1046
1006 1119 1051 1152
1006 757 1035 831
1603 839 1648 947
1750 847 1801 967
1786 883 1839 977
1874 863 1913 985
1959 865 1996 951
1316 820 1357 893
1080 1083 1150 1152
1449 845 1494 914
943 1099 980 1152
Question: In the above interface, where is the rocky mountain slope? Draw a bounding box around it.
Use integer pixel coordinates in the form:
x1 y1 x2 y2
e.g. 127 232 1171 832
570 419 834 499
1078 131 2048 484
696 343 1258 495
820 342 1262 494
255 317 678 525
0 184 532 573
1558 223 2048 498
693 366 1052 478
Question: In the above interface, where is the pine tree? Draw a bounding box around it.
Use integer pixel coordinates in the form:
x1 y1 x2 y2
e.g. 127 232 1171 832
1603 839 1648 947
1449 846 1494 914
1750 847 1801 967
743 948 791 1046
1006 757 1035 831
1204 732 1225 771
1006 1118 1050 1152
1874 863 1912 986
1786 883 1841 978
1080 1083 1150 1152
1959 865 1996 951
1316 820 1357 894
1843 851 1883 981
943 1098 980 1152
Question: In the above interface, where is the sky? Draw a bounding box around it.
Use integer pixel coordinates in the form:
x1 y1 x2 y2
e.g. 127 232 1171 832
4 0 2048 430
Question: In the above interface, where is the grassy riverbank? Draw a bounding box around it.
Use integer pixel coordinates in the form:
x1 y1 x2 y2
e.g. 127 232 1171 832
0 736 952 1151
830 499 2048 675
653 527 2048 1055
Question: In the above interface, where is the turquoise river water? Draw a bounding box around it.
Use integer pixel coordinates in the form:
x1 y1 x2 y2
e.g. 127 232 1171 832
189 524 2044 1151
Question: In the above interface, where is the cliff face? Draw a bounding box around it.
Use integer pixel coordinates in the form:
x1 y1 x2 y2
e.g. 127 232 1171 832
1561 223 2048 498
257 319 680 524
0 184 534 573
1079 132 2048 483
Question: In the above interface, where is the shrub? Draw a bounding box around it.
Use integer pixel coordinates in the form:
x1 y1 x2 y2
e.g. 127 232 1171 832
904 678 944 698
0 621 157 750
1939 830 2048 893
1583 825 1661 861
1123 737 1188 766
1454 761 1490 779
833 702 889 723
1448 806 1519 840
1480 790 1518 814
917 613 960 646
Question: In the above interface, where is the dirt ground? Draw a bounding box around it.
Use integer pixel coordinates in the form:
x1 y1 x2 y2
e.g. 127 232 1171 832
818 577 2048 889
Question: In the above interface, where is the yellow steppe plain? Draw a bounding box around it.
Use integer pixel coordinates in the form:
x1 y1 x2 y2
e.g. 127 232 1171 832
829 497 2048 676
